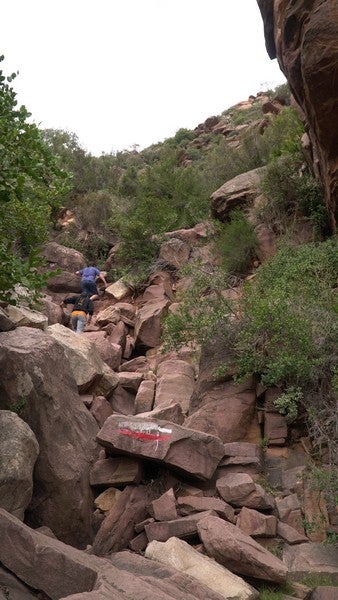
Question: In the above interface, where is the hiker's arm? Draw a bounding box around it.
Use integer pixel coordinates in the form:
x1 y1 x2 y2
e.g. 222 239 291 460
98 272 108 286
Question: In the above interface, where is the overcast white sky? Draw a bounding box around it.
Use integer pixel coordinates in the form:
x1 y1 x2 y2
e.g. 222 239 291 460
2 0 286 156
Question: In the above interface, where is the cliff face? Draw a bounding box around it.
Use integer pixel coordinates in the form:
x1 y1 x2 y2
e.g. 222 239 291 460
257 0 338 231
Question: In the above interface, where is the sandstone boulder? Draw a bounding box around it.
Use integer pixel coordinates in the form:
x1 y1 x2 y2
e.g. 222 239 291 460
216 473 275 510
0 411 39 520
0 306 15 331
145 510 217 543
90 396 114 428
283 543 338 582
95 306 121 327
211 168 265 222
47 271 82 293
89 456 144 488
96 415 225 481
92 485 152 555
198 515 288 584
134 298 170 348
39 295 64 325
41 242 86 271
151 488 178 522
220 442 262 467
0 327 98 548
137 401 185 425
177 495 235 523
155 359 195 414
83 331 122 370
4 305 48 330
47 323 118 393
105 279 131 301
108 384 135 415
146 537 259 600
94 488 122 513
134 380 155 414
236 507 277 537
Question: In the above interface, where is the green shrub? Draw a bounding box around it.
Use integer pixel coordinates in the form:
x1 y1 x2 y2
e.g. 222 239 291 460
258 153 325 234
234 239 337 383
230 102 264 126
261 107 304 159
233 238 337 458
272 82 291 105
72 191 114 232
162 262 237 352
215 210 258 275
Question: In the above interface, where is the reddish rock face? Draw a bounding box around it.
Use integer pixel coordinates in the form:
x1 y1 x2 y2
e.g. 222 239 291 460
257 0 338 231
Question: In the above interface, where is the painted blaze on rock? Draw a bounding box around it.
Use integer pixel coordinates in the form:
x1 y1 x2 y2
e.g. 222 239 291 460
96 415 225 481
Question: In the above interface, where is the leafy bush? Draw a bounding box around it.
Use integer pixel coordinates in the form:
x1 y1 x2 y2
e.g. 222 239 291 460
261 107 304 159
215 210 258 275
108 148 208 276
234 239 337 384
258 154 325 233
162 262 238 352
233 239 337 461
272 82 291 105
230 102 264 126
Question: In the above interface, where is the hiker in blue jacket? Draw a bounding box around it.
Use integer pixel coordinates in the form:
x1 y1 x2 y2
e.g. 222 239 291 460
76 264 108 300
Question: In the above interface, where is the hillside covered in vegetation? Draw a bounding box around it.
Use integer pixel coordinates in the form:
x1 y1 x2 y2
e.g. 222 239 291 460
1 52 337 474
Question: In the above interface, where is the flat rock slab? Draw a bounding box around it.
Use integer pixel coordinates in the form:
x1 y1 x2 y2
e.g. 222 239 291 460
96 415 225 480
145 511 217 543
146 537 258 600
90 456 144 487
283 543 338 582
197 515 288 584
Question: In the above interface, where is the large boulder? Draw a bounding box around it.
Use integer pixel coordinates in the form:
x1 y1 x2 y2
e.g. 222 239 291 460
187 334 256 442
41 242 86 271
0 411 39 520
0 307 15 331
134 299 170 349
146 537 258 600
39 296 65 326
197 515 288 584
3 305 48 330
47 323 119 393
46 271 82 293
211 168 265 222
82 331 122 370
216 473 275 510
96 414 225 481
0 327 98 548
154 359 195 414
283 543 338 582
185 382 256 443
